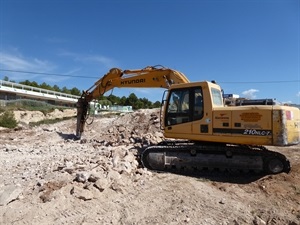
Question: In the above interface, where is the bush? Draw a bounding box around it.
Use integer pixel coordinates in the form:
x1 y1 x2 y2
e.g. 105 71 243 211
0 111 18 128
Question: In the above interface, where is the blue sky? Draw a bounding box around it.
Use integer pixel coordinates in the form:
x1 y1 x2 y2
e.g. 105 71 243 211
0 0 299 104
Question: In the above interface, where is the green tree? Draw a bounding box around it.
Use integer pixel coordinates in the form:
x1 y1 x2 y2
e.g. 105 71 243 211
152 101 161 108
52 84 61 92
98 95 107 101
107 94 120 105
98 99 111 106
119 96 127 106
126 93 138 108
31 81 39 87
62 86 71 94
19 80 31 86
40 82 52 90
134 100 144 109
140 97 152 108
70 87 81 96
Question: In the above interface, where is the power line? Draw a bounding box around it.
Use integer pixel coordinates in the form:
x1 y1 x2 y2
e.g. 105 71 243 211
0 69 99 79
1 68 300 84
220 80 300 84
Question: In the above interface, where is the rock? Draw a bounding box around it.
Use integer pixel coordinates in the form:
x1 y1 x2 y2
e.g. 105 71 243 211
219 198 226 204
113 148 127 158
123 153 136 163
253 216 266 225
107 170 121 181
38 181 66 203
70 186 93 201
63 161 75 174
110 181 125 194
94 178 110 192
118 126 126 132
119 161 133 174
0 185 22 206
112 154 119 168
80 139 87 144
184 217 190 223
74 172 90 183
136 168 152 176
88 173 100 182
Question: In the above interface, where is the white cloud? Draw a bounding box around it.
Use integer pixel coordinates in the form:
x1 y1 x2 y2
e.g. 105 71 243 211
297 92 300 97
0 51 56 81
282 100 292 104
242 89 259 99
0 51 53 71
0 49 118 85
59 50 117 69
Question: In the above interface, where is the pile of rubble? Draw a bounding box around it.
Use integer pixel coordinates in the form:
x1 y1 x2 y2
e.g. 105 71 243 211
85 109 164 147
1 109 162 205
58 109 163 202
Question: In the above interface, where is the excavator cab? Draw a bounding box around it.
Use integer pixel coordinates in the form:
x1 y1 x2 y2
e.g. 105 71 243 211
163 81 223 139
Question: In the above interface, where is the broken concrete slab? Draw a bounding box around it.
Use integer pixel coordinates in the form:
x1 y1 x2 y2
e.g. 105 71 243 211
0 185 22 206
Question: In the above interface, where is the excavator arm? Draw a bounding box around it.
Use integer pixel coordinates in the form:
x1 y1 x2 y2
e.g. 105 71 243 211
76 65 190 138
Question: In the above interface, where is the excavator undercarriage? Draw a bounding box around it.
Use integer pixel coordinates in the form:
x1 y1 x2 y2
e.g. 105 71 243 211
141 141 291 175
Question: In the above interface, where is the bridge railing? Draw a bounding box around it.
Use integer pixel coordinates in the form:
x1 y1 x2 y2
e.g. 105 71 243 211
0 80 80 101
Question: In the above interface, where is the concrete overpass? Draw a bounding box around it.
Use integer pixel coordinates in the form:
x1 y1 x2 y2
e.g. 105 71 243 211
0 80 80 105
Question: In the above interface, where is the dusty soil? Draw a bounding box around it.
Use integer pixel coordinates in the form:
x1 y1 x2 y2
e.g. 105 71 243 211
0 109 299 225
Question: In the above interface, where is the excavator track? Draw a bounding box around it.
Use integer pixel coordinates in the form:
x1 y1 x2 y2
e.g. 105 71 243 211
141 141 291 175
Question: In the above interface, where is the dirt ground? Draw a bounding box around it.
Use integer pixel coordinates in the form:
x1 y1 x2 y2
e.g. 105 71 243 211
0 109 299 225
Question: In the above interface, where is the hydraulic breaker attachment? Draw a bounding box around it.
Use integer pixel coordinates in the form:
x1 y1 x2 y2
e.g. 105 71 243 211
76 97 89 139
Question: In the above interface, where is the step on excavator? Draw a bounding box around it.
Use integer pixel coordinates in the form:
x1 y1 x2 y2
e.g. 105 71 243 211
76 65 300 174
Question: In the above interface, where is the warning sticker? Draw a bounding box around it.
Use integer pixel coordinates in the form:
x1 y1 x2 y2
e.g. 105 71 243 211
240 112 262 122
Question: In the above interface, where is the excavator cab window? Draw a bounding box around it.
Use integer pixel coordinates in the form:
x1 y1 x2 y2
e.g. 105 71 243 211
211 88 223 106
165 87 204 126
194 88 203 120
166 89 190 125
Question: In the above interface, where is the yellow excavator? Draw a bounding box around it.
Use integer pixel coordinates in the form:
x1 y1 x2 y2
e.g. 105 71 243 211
76 65 300 174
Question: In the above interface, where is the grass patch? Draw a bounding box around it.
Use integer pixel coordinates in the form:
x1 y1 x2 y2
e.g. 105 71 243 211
0 111 18 128
2 99 73 113
29 117 73 127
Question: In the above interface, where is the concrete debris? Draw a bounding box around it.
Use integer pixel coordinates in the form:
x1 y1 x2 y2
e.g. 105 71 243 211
0 185 22 206
94 179 110 192
70 186 93 201
74 172 90 183
253 216 267 225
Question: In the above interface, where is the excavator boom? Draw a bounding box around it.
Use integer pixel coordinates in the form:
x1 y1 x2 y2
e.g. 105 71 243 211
76 66 190 138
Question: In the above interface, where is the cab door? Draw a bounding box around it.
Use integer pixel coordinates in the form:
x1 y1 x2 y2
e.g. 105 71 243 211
191 86 223 140
191 87 211 136
164 88 192 135
164 87 209 137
